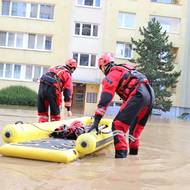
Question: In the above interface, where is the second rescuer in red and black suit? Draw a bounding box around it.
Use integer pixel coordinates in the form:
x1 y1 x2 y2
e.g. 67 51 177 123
37 59 77 122
89 53 155 158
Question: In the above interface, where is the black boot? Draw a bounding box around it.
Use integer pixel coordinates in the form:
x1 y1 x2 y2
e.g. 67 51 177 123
129 148 138 155
115 150 128 158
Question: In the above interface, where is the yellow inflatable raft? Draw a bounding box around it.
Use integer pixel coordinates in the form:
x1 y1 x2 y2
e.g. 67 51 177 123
0 117 113 163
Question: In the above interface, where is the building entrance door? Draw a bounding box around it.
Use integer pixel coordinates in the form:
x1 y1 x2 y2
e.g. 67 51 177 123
72 83 86 114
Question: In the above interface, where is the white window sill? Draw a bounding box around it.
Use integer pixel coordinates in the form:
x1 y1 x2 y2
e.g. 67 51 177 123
78 65 97 69
118 26 136 30
115 56 132 60
0 46 52 53
1 15 54 22
73 34 99 39
75 5 101 9
0 77 35 82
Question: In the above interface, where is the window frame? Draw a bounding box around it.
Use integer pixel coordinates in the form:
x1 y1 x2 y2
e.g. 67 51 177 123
74 22 99 38
0 63 49 82
118 12 136 29
0 31 52 51
116 42 133 59
75 0 101 8
86 92 97 103
150 15 181 34
151 0 176 4
1 0 54 21
73 52 97 68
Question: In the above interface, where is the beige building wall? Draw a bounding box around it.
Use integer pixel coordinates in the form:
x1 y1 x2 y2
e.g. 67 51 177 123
181 0 190 108
70 0 105 84
0 0 189 116
102 0 187 109
0 0 72 91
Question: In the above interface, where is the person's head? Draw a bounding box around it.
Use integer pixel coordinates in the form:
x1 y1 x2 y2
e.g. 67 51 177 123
98 53 114 75
66 58 77 73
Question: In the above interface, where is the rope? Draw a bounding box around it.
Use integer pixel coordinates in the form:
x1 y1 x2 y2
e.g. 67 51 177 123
128 134 139 142
14 120 52 133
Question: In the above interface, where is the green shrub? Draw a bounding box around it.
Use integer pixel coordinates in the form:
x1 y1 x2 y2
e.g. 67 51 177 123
0 86 37 106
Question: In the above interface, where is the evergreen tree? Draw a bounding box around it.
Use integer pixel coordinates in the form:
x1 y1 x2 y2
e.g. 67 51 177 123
131 18 181 111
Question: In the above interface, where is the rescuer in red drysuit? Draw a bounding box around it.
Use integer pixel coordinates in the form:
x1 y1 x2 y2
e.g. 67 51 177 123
37 59 77 122
88 53 155 158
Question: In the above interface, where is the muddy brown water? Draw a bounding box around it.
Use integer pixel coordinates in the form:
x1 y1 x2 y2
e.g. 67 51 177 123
0 108 190 190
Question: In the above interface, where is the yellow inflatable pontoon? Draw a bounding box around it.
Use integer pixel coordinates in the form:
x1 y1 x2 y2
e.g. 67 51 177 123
0 117 113 163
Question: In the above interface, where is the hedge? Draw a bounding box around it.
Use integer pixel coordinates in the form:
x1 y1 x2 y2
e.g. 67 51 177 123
0 85 37 106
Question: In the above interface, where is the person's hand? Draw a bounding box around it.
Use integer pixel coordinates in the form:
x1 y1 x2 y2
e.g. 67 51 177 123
88 123 99 133
67 110 72 117
87 115 102 133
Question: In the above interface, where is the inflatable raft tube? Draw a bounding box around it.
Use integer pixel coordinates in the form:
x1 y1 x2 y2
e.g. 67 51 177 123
0 117 113 163
76 124 113 155
1 117 91 143
0 138 78 163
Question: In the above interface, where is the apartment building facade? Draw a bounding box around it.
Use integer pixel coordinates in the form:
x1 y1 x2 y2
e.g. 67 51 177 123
0 0 188 117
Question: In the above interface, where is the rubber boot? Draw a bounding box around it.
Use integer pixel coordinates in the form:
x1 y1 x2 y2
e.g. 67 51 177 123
115 150 128 158
129 148 138 155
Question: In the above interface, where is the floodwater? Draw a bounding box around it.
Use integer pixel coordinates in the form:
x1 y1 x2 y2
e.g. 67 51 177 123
0 108 190 190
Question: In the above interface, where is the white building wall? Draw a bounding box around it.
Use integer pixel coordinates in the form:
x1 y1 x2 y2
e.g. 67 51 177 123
69 0 106 83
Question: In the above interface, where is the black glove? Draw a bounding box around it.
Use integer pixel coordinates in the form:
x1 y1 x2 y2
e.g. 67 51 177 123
88 115 102 133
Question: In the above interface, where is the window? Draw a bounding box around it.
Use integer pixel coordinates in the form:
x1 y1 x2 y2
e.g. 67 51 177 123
7 32 15 47
2 1 54 20
0 64 4 77
2 0 10 15
11 2 26 17
75 22 98 37
0 32 6 46
82 24 91 36
33 65 41 81
16 33 24 48
85 0 93 6
76 0 101 7
13 64 21 79
150 16 180 33
45 36 52 50
36 35 44 49
93 25 98 36
151 0 175 4
116 42 132 59
0 31 52 51
118 12 136 28
40 4 54 19
30 3 38 18
28 34 35 49
91 55 96 67
86 92 97 103
28 34 52 50
5 64 12 78
73 53 96 67
80 54 89 66
0 63 48 81
75 23 80 35
25 65 33 80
